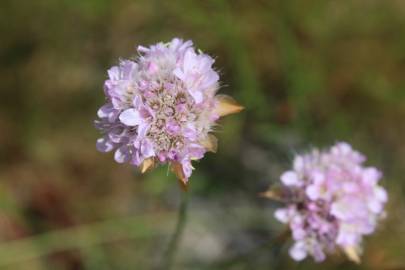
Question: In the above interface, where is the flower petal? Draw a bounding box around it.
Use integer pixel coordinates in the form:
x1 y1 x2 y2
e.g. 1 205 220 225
374 186 388 202
140 139 155 158
97 103 114 118
274 209 289 223
107 66 120 80
96 137 114 152
114 146 130 163
306 185 320 200
173 67 185 81
289 242 307 261
281 171 302 186
119 109 142 126
189 90 204 104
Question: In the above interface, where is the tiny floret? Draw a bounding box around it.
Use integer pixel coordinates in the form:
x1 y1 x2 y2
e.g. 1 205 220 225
265 142 387 263
95 38 243 187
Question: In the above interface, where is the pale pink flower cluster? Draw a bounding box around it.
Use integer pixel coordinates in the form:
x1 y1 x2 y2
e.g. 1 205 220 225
274 142 387 262
95 38 242 185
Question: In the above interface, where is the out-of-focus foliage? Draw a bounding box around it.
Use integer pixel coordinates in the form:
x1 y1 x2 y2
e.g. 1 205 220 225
0 0 405 269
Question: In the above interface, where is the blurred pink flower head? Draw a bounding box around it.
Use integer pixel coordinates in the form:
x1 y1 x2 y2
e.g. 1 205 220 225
266 142 387 263
95 38 243 188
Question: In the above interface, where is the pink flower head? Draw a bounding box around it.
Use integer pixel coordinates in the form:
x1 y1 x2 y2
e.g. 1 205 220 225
267 142 387 263
95 38 243 188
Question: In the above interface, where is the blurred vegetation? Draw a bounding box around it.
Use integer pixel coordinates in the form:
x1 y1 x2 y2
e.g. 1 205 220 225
1 0 405 269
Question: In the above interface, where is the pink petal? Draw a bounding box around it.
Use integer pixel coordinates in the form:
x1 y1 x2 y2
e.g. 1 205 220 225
289 242 307 261
140 139 155 158
107 66 120 80
181 160 193 178
281 171 302 186
189 89 204 104
97 104 113 118
375 186 388 202
96 137 114 152
173 68 185 81
119 109 142 126
114 146 130 163
306 185 320 200
274 209 289 223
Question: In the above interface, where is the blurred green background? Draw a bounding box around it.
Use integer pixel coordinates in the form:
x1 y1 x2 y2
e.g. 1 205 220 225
1 0 405 269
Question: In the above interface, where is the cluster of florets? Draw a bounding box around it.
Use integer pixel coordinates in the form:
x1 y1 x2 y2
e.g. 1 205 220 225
272 142 387 262
95 38 242 185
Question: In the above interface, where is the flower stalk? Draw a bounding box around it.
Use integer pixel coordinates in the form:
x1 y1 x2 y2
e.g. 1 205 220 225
163 190 190 270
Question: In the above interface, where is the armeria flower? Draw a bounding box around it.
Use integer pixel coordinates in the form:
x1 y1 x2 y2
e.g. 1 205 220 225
262 142 387 263
95 38 243 188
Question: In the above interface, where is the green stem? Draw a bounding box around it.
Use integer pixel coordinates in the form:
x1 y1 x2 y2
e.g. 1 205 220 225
163 191 190 270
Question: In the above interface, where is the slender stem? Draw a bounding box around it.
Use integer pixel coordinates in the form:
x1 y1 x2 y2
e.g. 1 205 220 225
163 191 190 270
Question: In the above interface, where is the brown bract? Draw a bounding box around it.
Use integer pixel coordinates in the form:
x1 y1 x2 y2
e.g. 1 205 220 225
140 158 155 173
259 185 288 202
200 134 218 153
214 95 244 117
343 246 361 264
171 161 188 191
